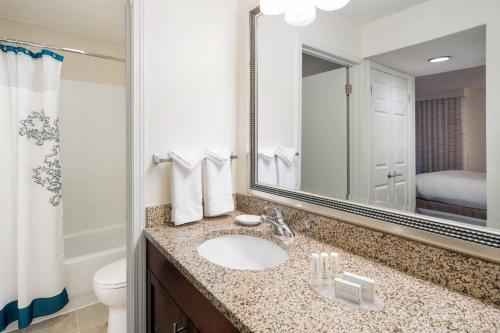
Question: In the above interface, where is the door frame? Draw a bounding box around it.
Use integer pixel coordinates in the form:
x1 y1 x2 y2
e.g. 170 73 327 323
126 0 146 332
367 61 416 211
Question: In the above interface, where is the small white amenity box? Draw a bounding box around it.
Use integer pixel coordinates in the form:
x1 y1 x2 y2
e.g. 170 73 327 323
342 272 375 303
333 277 361 303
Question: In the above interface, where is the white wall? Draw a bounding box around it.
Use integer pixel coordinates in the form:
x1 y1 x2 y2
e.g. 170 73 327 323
256 10 361 150
464 88 486 172
361 0 500 228
144 0 238 207
257 15 297 149
59 80 126 235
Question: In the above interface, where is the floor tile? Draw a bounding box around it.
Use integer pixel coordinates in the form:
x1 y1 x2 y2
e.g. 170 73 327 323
76 303 108 331
24 312 78 333
80 323 107 333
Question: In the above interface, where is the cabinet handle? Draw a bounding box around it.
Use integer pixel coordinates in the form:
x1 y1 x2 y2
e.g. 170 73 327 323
173 322 188 333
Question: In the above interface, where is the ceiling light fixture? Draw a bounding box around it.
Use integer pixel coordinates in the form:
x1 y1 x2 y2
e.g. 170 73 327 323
285 0 317 27
428 56 451 63
260 0 286 15
315 0 350 11
260 0 350 27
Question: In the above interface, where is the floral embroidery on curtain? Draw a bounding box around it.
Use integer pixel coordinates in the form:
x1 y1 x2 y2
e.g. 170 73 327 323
18 110 62 206
415 97 465 174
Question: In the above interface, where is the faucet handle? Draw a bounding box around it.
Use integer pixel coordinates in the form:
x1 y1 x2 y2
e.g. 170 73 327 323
263 206 284 221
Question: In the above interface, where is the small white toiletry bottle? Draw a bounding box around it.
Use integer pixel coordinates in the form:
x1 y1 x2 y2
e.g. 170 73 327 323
330 252 339 278
310 253 321 286
320 252 332 286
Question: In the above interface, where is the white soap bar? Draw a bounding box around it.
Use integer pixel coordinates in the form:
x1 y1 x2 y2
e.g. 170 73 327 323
342 272 375 303
334 278 361 303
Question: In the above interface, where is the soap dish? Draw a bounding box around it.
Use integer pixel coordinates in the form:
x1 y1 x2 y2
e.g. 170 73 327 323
235 215 262 226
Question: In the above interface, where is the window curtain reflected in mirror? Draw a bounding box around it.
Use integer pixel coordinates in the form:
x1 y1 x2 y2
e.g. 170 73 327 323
415 97 466 174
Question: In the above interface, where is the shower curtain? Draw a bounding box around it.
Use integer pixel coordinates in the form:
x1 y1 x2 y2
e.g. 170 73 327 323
0 44 68 331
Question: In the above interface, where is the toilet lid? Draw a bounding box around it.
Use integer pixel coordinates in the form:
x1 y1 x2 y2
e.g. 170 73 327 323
94 258 126 289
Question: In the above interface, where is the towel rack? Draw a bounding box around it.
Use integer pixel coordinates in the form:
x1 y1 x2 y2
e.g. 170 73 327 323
152 153 239 166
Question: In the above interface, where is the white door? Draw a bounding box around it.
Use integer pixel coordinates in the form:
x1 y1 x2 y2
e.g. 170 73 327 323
369 67 412 210
302 67 348 199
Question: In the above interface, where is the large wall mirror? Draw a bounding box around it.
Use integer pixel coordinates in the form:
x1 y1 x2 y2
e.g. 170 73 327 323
250 5 500 248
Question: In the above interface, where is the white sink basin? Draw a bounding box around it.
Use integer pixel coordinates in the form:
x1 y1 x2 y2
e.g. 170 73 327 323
197 235 288 271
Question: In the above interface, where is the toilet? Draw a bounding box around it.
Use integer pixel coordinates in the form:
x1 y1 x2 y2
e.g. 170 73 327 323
93 258 127 333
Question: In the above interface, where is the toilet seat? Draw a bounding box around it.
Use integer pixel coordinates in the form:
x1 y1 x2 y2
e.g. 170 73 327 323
93 258 126 289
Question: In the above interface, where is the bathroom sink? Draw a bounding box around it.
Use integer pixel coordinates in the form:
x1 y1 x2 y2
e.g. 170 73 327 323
197 235 288 271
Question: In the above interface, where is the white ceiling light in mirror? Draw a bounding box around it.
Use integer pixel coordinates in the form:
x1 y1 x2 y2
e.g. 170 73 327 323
260 0 287 15
428 56 452 63
285 0 317 26
260 0 350 26
315 0 350 11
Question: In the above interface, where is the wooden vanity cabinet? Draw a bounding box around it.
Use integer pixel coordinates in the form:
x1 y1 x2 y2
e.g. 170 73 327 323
148 273 197 333
146 240 239 333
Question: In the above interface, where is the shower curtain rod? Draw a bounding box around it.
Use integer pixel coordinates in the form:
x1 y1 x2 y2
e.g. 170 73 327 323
0 37 125 62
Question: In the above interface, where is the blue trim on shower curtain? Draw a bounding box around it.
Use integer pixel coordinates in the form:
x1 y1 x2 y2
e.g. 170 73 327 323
0 43 64 62
0 288 69 331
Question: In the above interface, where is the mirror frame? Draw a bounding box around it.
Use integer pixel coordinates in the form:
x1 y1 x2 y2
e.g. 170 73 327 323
249 7 500 249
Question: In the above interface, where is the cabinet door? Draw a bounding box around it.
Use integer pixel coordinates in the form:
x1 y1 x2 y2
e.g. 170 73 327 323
148 272 191 333
147 241 239 333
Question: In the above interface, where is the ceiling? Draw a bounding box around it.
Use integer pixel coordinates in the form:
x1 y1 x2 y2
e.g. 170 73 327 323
336 0 429 24
369 25 486 77
0 0 125 42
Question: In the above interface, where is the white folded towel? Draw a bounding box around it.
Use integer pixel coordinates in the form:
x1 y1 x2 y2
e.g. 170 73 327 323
258 148 278 186
168 150 204 225
275 147 297 189
203 149 234 217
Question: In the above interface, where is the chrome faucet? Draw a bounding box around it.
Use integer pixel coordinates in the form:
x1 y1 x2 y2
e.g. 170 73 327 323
261 207 294 240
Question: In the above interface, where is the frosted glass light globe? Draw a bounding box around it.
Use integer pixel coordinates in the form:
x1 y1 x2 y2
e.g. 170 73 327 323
315 0 350 11
285 0 316 26
260 0 286 15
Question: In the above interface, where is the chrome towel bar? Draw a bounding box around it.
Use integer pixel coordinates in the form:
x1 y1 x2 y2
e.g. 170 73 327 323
152 153 239 166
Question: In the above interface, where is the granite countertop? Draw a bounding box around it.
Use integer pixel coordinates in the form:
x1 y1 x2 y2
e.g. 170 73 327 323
144 211 500 333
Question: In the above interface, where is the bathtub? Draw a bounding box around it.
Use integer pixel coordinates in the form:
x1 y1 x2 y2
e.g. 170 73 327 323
64 223 126 308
